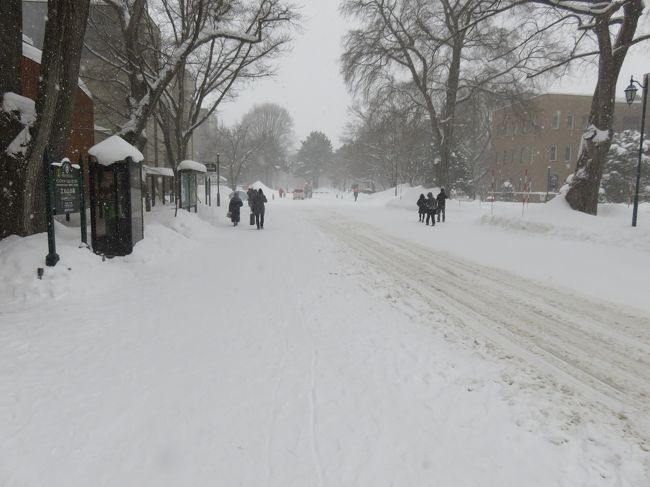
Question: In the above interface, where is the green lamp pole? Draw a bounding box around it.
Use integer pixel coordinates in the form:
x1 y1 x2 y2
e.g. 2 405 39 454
216 153 221 207
624 74 648 227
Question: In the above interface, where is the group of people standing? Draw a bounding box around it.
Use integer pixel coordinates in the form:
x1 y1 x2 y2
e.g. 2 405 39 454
228 187 268 229
417 188 447 226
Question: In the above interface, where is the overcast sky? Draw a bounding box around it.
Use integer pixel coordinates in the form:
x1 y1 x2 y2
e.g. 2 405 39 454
217 2 649 150
218 2 353 149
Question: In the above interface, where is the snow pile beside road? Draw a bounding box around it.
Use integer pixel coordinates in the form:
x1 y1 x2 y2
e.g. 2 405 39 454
480 198 650 252
0 208 221 311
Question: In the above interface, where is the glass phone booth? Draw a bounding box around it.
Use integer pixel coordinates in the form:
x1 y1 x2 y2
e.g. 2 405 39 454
89 156 143 256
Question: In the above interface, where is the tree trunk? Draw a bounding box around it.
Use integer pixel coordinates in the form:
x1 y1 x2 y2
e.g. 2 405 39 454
564 3 643 214
0 0 22 95
19 0 90 236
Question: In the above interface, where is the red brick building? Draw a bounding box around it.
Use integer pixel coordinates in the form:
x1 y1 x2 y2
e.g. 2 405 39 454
21 40 94 161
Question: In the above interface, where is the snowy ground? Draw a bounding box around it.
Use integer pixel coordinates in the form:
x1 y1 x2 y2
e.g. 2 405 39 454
1 187 649 486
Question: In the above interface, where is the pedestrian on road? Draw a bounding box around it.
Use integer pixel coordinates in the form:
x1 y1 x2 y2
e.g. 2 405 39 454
425 192 437 226
417 194 426 222
228 192 243 226
436 188 447 222
353 188 359 202
251 188 268 230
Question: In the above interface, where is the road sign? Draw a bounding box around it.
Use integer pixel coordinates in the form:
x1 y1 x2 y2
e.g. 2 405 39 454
52 159 80 214
204 163 217 172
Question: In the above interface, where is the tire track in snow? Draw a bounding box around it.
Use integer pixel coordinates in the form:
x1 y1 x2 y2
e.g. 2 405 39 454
318 214 650 446
265 335 289 487
298 296 324 487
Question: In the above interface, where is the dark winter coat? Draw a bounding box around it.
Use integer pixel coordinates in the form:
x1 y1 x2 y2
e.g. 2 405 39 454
426 192 437 213
251 189 268 215
246 188 255 208
436 190 447 209
228 195 243 222
417 194 427 214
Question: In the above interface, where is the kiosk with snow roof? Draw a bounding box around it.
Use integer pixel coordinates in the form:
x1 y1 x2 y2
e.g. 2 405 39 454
88 136 144 256
177 160 207 213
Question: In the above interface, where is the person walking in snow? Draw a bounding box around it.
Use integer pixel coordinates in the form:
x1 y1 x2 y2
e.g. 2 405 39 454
251 188 268 229
416 193 427 222
228 192 243 226
246 187 255 208
425 192 437 226
436 188 447 222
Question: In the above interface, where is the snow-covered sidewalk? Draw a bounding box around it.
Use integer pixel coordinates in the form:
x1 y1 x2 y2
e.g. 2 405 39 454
1 195 648 486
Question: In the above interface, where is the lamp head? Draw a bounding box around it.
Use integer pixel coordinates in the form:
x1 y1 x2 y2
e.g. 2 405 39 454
625 77 638 105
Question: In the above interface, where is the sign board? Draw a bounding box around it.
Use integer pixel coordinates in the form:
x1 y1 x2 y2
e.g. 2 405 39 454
204 163 217 172
52 160 81 214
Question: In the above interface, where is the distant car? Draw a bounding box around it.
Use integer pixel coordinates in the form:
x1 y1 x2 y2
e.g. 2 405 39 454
293 188 305 200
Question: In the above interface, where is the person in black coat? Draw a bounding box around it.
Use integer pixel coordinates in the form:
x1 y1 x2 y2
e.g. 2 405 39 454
436 188 447 222
416 194 426 222
425 192 437 226
251 188 268 229
228 192 243 226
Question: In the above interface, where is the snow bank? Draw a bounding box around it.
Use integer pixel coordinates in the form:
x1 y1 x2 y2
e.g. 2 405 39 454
89 135 144 166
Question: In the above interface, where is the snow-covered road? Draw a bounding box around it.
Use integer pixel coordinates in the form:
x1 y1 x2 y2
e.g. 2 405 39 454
1 196 648 486
318 211 650 442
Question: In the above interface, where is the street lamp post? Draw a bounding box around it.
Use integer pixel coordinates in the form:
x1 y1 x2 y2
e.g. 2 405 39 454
624 74 648 227
216 153 221 207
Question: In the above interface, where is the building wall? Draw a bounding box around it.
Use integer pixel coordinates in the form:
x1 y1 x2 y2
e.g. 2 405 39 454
20 56 94 161
488 93 649 194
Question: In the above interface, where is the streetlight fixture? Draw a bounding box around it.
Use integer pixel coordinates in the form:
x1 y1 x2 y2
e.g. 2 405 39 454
216 153 221 207
624 74 648 227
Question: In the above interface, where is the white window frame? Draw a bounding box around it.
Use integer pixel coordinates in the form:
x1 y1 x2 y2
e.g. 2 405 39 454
552 110 561 129
564 146 572 162
567 113 574 129
550 145 557 161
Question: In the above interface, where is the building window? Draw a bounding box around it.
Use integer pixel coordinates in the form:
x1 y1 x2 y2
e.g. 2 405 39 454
513 123 518 136
520 147 525 163
564 146 571 162
530 146 535 164
582 114 590 129
552 110 561 129
567 113 574 129
503 151 507 164
550 145 557 161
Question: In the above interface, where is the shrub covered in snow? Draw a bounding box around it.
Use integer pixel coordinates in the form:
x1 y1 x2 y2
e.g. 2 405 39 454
601 130 649 203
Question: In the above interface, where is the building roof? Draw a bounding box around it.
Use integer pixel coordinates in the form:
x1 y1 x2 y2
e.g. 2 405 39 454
22 38 92 99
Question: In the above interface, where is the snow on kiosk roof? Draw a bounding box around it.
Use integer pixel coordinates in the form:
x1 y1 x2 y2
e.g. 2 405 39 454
177 160 207 173
88 136 144 166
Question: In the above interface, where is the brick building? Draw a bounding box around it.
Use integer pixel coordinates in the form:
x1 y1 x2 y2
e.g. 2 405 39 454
485 93 649 197
21 40 94 160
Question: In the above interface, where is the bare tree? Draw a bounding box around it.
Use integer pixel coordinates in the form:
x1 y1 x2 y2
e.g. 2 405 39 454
1 0 91 238
241 103 294 183
154 2 296 166
88 0 297 149
0 0 22 95
217 122 260 190
341 0 551 188
524 0 649 214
